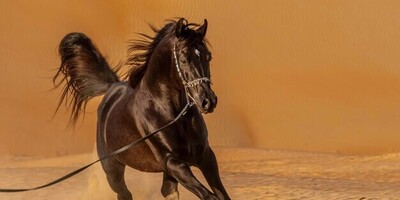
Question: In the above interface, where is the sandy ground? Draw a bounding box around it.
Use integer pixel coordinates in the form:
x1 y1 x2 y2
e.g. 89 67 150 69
1 147 400 200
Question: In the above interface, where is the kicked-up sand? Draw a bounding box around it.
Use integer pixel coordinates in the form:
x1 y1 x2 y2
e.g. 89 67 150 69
1 147 400 200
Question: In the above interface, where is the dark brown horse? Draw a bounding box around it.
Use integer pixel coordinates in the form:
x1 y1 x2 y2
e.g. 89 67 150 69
53 18 230 200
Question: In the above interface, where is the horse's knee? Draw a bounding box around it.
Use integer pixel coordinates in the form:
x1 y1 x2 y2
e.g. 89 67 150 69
165 157 189 174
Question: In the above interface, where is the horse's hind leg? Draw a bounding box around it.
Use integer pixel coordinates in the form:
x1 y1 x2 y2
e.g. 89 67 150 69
100 156 132 200
161 172 179 200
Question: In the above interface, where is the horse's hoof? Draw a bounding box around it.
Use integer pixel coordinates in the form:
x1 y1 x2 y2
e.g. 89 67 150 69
165 191 179 200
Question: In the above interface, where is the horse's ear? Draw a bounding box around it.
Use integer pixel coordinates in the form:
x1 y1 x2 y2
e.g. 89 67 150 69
196 19 208 38
176 18 187 38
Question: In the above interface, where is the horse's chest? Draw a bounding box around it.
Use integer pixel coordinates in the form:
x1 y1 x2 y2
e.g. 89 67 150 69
177 123 209 161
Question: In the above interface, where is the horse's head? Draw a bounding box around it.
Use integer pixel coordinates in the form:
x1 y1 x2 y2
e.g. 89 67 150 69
173 18 217 114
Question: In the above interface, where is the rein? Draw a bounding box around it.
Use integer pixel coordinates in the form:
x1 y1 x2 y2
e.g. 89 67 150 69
0 102 194 193
0 44 212 193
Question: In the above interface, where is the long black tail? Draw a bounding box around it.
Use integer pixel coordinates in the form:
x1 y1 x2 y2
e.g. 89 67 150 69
53 32 120 126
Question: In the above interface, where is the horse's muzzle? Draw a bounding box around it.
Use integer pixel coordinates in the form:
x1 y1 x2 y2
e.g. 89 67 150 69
199 93 217 114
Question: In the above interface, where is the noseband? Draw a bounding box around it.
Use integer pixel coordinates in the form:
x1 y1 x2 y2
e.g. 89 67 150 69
173 45 212 104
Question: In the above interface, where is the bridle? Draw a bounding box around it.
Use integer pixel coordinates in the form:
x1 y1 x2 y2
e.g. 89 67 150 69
173 44 212 106
0 43 216 193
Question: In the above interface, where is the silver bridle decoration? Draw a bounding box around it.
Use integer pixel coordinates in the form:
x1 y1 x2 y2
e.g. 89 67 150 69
173 45 212 105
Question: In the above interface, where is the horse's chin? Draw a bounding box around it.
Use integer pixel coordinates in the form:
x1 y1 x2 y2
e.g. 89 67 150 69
196 105 215 114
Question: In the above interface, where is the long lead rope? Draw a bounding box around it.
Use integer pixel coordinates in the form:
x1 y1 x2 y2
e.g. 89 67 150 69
0 43 210 193
0 102 194 193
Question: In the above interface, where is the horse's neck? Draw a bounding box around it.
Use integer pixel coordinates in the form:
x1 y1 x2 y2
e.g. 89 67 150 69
139 43 183 110
143 40 173 83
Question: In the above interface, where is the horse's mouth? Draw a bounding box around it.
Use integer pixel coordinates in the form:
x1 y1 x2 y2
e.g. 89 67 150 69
195 103 215 114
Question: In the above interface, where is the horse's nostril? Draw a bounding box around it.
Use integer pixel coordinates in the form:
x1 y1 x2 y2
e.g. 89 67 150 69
202 98 210 110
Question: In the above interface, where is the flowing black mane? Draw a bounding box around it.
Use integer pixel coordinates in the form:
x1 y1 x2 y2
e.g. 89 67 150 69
126 19 205 87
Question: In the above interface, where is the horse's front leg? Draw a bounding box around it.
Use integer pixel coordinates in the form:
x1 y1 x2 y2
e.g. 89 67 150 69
161 172 179 200
198 148 230 200
165 156 218 200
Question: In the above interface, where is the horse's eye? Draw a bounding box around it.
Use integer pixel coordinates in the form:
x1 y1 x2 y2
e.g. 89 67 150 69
195 49 200 57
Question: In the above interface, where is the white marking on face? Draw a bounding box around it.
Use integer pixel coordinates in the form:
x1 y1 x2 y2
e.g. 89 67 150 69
195 49 200 57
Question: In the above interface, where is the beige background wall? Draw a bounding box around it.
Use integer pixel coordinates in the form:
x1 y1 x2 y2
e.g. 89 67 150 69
1 0 400 156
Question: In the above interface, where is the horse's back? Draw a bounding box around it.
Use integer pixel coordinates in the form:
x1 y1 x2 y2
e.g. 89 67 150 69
97 82 163 172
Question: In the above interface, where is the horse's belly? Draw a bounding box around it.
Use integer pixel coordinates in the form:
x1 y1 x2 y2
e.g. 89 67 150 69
115 142 163 172
105 134 163 172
